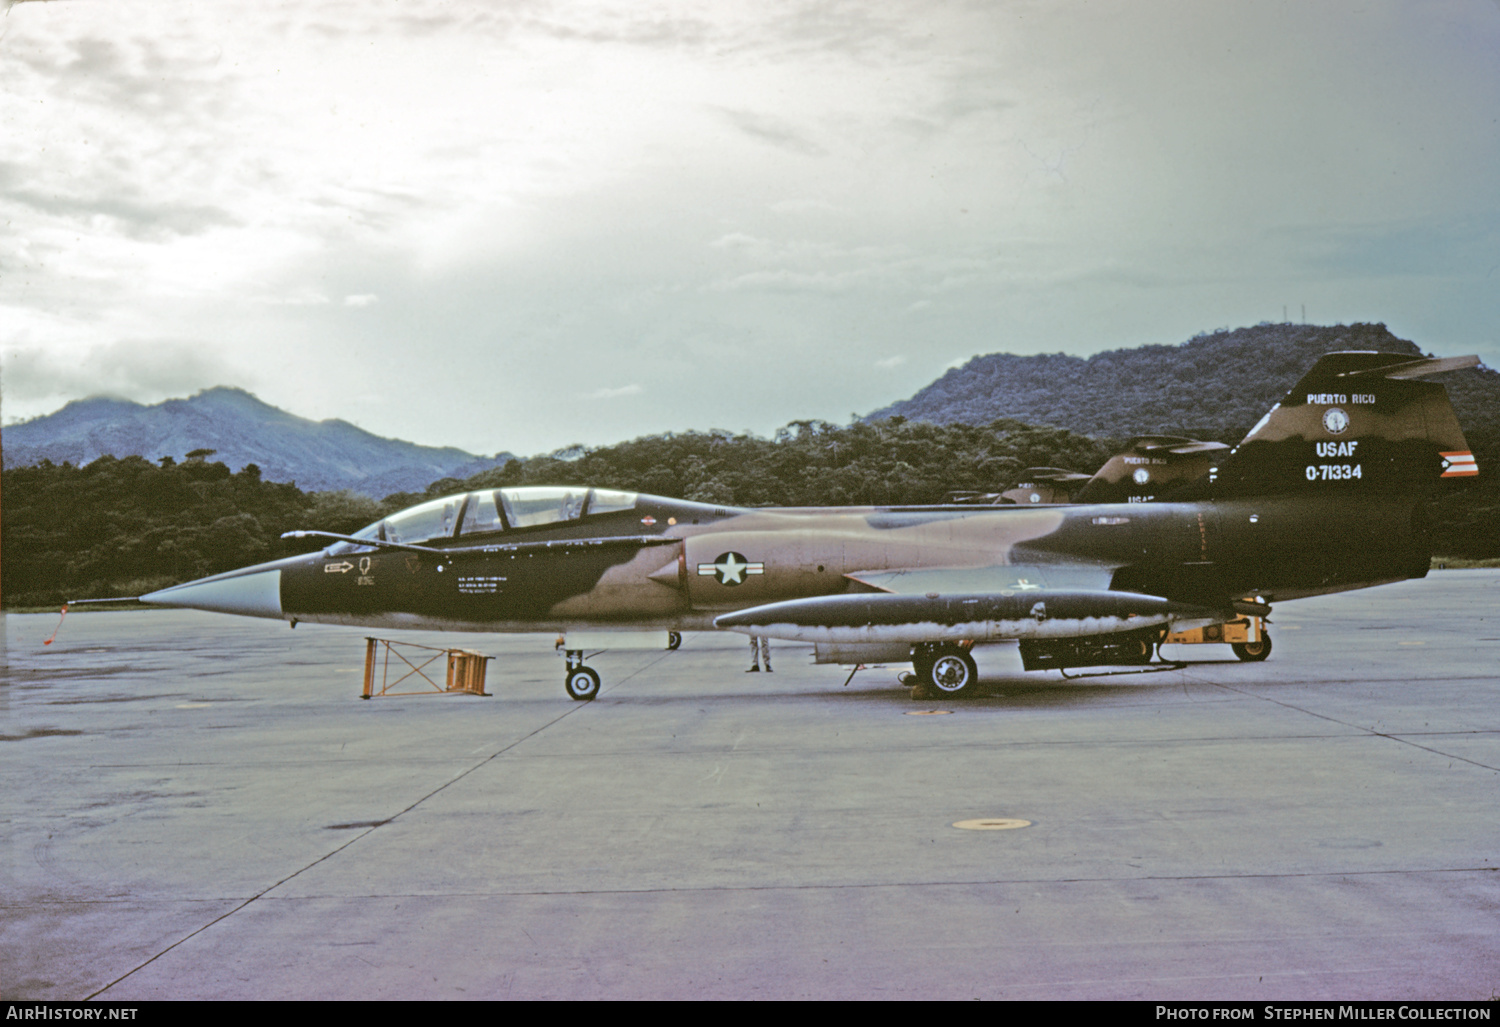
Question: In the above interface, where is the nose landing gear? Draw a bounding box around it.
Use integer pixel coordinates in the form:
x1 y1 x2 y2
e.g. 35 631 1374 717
563 649 601 701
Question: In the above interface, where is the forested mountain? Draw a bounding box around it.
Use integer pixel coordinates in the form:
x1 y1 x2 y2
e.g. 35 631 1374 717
865 324 1500 554
3 386 514 496
408 417 1116 511
867 323 1500 447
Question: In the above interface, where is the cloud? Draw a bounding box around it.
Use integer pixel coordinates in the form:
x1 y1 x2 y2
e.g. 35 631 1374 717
769 198 840 215
0 161 238 240
709 269 857 293
713 107 826 156
260 289 331 307
587 384 643 399
1 339 251 415
2 1 1498 452
522 6 717 50
710 231 768 251
875 355 906 369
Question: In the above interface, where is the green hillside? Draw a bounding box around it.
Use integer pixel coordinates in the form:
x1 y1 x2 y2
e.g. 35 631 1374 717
404 418 1116 510
868 323 1499 447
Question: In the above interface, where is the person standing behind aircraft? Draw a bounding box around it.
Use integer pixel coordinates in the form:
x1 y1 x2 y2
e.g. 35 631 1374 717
747 635 772 673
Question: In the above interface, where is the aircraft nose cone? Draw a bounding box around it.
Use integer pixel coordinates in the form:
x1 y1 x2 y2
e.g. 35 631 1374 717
141 565 284 620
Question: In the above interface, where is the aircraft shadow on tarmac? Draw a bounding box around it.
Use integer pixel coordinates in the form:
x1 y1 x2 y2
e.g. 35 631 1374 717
599 660 1247 710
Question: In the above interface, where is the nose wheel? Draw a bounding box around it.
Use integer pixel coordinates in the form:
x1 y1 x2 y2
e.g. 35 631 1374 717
562 650 601 701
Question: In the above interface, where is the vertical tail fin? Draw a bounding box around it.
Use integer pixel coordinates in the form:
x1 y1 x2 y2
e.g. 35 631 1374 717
1073 436 1229 504
1212 352 1479 498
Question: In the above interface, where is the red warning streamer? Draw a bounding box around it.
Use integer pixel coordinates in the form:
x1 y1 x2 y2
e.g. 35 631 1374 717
42 605 68 646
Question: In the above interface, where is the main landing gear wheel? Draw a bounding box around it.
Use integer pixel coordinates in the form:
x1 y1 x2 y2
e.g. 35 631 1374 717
565 665 601 701
1127 637 1154 665
925 648 979 699
666 631 682 651
1232 636 1272 662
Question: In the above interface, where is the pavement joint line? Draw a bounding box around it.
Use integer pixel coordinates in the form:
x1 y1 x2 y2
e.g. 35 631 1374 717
1163 672 1499 687
33 726 1500 773
104 863 1500 905
991 966 1403 992
1186 675 1500 773
85 648 675 1000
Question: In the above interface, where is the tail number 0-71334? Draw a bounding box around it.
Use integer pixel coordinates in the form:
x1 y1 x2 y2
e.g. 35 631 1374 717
1306 464 1362 481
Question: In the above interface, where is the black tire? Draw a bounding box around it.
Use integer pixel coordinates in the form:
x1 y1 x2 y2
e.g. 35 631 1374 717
1126 637 1153 665
667 631 682 651
1232 636 1272 662
926 649 979 699
565 666 601 701
910 645 936 683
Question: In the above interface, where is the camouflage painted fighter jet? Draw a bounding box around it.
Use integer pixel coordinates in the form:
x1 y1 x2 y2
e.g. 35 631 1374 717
945 437 1231 508
139 351 1481 700
944 467 1095 507
1072 436 1231 504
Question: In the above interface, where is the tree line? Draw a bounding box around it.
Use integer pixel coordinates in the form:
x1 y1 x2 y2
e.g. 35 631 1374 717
3 416 1493 609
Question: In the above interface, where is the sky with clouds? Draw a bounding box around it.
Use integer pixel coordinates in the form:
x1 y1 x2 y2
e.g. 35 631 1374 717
2 0 1498 457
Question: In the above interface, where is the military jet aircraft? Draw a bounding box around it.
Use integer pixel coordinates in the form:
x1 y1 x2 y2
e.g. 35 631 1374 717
1072 436 1231 504
943 436 1230 509
138 351 1480 700
943 467 1095 507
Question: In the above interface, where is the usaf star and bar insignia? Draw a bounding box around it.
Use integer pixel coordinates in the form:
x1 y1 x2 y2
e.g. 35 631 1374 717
697 552 764 586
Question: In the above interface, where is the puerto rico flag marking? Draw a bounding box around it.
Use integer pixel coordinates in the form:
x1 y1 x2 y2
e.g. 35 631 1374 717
1440 451 1478 477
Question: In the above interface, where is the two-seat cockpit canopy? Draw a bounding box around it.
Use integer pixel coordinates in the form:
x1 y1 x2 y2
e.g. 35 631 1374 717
329 487 641 553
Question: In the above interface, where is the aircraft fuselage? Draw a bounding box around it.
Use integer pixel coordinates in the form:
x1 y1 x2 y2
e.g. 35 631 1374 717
169 493 1427 635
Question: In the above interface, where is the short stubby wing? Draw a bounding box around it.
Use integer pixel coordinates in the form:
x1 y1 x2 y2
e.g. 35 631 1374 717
844 562 1115 596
